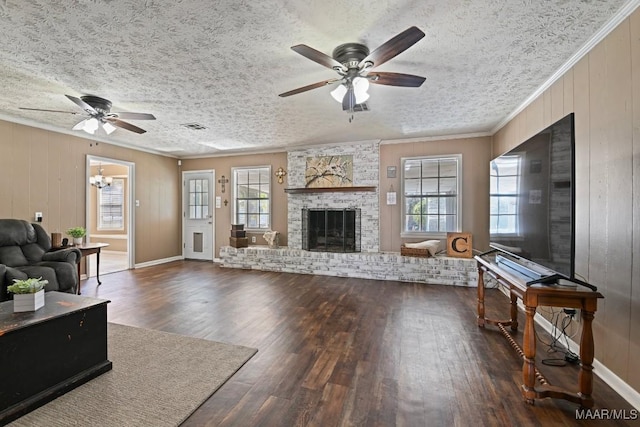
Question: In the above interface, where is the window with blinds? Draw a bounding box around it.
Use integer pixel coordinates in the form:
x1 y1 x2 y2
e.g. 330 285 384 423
232 166 271 230
401 155 462 236
98 178 125 230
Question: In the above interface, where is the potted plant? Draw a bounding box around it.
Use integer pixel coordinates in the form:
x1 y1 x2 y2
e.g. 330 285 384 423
66 226 86 245
7 277 48 312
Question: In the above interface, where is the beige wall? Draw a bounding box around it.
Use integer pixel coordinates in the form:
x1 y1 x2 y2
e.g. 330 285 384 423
379 137 493 252
493 9 640 392
0 119 181 264
181 152 288 257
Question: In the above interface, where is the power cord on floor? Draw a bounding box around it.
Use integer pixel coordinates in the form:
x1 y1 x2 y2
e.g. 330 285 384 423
535 307 581 367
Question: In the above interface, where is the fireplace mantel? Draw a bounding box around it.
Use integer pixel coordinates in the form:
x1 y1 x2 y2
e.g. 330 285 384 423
284 186 376 194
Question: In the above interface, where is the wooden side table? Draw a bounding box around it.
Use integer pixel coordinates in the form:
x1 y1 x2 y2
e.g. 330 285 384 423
75 243 110 294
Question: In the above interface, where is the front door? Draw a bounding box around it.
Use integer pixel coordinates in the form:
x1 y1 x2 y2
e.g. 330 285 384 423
183 171 214 260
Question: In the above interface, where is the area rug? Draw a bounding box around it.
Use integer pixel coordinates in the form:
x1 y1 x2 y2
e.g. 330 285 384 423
9 323 257 427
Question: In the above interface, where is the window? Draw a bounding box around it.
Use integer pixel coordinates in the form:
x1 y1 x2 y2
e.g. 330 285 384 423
490 155 521 235
98 178 125 230
401 155 461 236
188 178 209 219
232 166 271 230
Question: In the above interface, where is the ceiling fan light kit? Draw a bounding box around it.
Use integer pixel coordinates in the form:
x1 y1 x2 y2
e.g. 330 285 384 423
279 27 426 119
20 94 156 136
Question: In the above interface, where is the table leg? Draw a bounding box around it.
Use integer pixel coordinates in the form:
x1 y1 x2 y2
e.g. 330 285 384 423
510 291 519 331
96 250 102 285
522 305 537 404
578 309 596 408
77 262 82 295
477 266 485 327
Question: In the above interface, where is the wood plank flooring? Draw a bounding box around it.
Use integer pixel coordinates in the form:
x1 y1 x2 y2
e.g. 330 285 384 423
79 261 637 426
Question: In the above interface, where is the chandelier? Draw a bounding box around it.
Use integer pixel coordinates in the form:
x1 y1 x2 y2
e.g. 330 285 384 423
90 165 113 189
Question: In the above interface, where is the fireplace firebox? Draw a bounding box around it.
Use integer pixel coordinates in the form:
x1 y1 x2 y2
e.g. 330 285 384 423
302 208 361 253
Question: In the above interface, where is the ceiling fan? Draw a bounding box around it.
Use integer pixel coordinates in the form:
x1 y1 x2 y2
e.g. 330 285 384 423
279 26 426 115
20 95 156 135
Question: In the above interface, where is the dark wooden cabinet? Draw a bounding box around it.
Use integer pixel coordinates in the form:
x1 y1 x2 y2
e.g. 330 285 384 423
0 292 111 425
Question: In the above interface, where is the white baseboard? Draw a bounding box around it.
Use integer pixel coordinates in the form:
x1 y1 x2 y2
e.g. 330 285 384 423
534 313 640 410
134 255 184 269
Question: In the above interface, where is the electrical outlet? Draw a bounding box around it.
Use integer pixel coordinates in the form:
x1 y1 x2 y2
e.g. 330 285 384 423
251 236 256 243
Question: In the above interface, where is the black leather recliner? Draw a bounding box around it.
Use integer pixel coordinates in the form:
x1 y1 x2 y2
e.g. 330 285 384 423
0 219 81 301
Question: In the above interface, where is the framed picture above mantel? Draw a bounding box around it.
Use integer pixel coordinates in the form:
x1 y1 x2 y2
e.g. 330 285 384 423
305 155 353 188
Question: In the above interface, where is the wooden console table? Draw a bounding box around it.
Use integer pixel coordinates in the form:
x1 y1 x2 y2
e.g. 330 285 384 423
475 253 603 408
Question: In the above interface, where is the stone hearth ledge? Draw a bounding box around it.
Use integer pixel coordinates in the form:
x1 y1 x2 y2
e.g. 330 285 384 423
219 246 478 287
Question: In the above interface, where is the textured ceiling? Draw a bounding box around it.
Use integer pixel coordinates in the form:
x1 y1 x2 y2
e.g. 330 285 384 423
0 0 635 157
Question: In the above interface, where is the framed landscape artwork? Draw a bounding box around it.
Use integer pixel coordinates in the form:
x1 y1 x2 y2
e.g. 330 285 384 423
305 155 353 188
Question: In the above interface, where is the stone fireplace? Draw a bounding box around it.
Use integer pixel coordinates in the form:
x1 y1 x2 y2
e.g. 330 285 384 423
302 208 361 252
286 142 380 252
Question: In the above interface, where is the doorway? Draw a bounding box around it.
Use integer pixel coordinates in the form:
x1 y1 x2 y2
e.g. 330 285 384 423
183 170 215 260
86 155 135 276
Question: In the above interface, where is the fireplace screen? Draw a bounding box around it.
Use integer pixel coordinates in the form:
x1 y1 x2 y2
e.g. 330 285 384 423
302 208 361 253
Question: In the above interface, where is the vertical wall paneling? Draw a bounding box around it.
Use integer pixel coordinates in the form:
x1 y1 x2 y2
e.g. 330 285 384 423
550 79 565 124
563 69 574 115
587 39 609 362
0 121 13 217
573 57 591 284
600 22 633 378
12 126 30 216
629 10 640 390
527 97 544 141
59 136 78 233
29 128 49 226
543 90 552 129
47 133 61 230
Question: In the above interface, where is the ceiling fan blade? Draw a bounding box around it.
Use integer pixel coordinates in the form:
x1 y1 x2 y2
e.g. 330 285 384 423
342 86 356 111
368 72 426 87
291 44 344 70
279 78 341 97
113 112 156 120
359 26 425 69
65 94 98 115
19 107 81 115
105 117 146 134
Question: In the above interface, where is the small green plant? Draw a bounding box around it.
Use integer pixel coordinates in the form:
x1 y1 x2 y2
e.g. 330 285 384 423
66 226 86 238
7 277 48 294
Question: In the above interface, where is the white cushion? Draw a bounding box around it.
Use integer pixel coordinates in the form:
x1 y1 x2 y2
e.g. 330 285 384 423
404 240 440 256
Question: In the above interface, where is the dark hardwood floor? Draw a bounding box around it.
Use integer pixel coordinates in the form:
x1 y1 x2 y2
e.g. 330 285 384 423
78 261 636 426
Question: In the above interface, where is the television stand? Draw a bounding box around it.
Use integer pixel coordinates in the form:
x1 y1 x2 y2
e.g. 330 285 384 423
475 253 603 408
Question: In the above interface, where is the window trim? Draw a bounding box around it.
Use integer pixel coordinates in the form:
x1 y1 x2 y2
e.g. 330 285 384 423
97 177 125 231
400 154 462 238
231 165 272 231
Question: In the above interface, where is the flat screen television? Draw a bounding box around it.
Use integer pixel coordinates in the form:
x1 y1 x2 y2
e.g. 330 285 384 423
489 113 575 282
